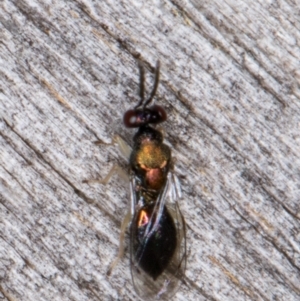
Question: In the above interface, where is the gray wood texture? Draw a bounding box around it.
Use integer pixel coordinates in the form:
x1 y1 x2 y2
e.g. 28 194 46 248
1 0 300 300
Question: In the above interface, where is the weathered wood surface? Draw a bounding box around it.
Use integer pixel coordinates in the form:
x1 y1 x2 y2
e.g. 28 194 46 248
1 0 300 300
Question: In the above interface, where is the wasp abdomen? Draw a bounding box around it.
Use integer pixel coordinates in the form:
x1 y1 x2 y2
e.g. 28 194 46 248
133 204 177 280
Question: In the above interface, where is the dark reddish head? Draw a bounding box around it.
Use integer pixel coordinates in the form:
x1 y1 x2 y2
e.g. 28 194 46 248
123 105 166 128
123 61 167 128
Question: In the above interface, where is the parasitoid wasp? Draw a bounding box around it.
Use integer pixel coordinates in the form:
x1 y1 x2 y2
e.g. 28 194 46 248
91 61 186 300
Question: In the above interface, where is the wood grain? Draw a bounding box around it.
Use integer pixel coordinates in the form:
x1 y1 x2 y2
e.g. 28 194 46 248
1 0 300 300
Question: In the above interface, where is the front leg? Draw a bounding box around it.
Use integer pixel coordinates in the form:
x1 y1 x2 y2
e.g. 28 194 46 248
83 135 132 184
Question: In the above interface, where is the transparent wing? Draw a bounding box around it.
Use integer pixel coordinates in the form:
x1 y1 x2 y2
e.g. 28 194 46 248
129 172 186 300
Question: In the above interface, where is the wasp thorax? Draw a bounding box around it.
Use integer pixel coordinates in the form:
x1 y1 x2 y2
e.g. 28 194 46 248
130 126 171 191
132 126 163 146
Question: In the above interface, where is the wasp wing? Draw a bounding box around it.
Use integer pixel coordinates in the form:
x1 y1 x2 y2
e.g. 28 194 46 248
129 172 186 300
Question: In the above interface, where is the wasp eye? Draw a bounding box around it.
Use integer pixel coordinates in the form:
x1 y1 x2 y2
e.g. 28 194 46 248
148 105 167 124
123 109 138 127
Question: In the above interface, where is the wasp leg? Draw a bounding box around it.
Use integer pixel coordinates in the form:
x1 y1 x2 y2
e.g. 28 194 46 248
83 164 128 185
107 209 132 276
83 135 132 184
94 135 131 160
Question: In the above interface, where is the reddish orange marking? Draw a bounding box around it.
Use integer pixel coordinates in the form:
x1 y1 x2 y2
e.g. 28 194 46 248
138 210 149 227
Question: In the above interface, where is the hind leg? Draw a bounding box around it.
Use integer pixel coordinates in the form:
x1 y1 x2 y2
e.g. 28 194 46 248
84 135 133 274
106 209 132 276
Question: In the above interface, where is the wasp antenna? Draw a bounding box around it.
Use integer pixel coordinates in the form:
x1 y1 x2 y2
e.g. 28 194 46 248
139 62 145 103
134 62 146 109
143 60 160 108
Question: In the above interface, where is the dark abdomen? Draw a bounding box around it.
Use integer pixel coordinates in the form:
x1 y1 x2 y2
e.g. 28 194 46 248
132 204 177 280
